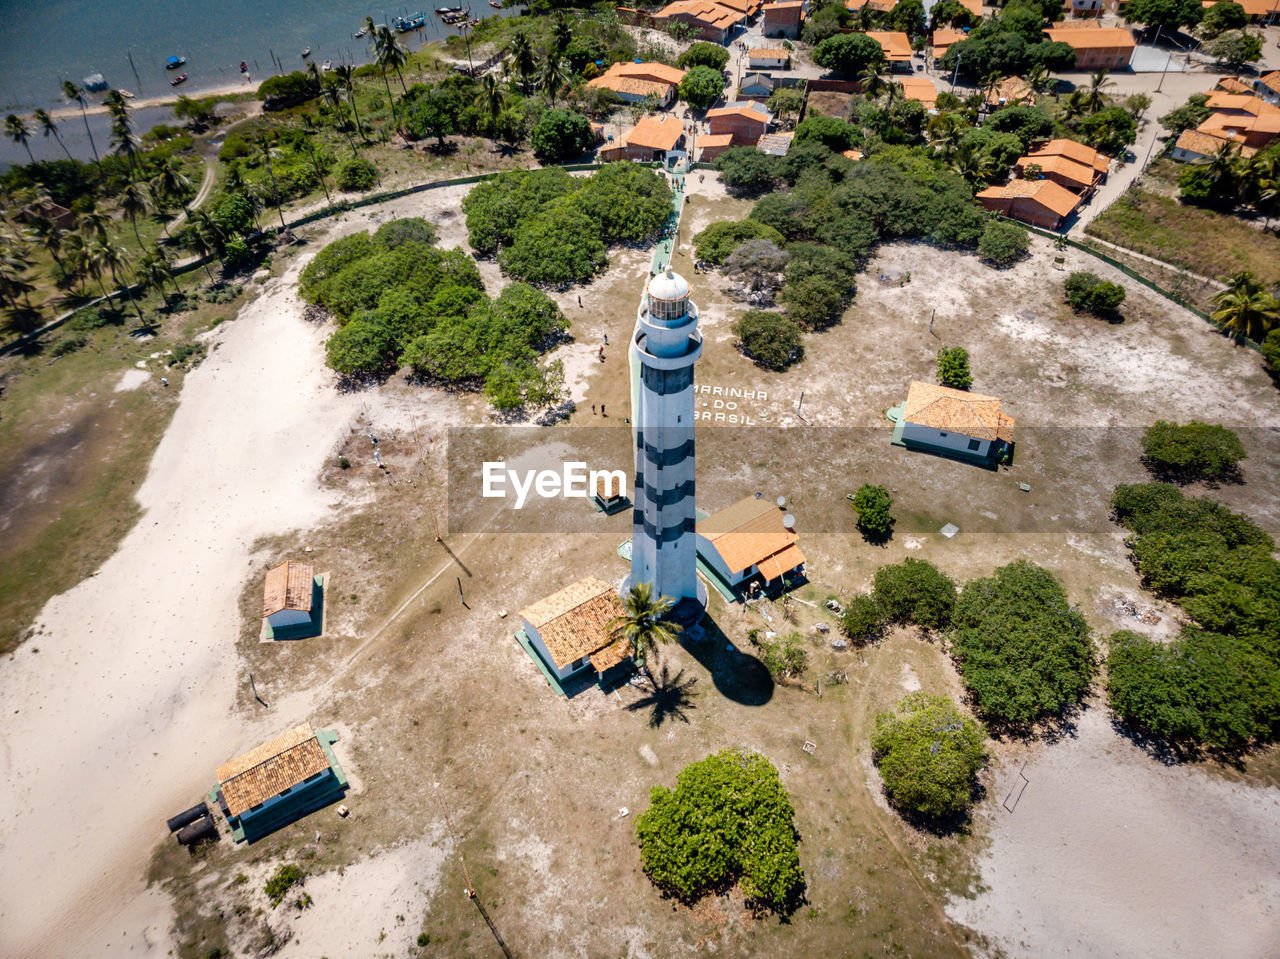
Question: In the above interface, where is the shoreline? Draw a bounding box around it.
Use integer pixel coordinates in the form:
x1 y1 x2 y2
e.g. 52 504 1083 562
43 77 260 121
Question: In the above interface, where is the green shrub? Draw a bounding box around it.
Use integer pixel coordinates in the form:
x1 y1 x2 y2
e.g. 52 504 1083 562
1261 328 1280 374
693 219 785 265
851 483 894 540
733 310 804 370
949 560 1096 726
677 42 730 70
678 65 726 109
264 864 303 907
1140 420 1246 483
936 346 972 390
52 333 88 356
373 217 436 250
1105 629 1280 750
839 594 887 644
873 558 957 630
1064 271 1126 316
748 630 809 680
636 749 804 912
872 693 987 819
530 108 594 161
324 318 398 376
714 147 783 196
299 232 377 301
257 71 320 109
335 157 378 192
499 201 607 285
812 33 885 75
976 219 1028 267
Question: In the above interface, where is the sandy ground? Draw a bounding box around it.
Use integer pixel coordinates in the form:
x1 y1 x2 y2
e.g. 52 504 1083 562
0 260 361 957
948 709 1280 958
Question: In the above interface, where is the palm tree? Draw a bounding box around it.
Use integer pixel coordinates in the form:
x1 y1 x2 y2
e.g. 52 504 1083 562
181 220 218 283
980 70 1003 109
27 214 68 273
1060 88 1089 124
552 14 573 54
138 248 182 300
296 122 333 205
374 25 411 94
539 53 565 105
99 243 148 327
950 146 994 185
5 114 36 165
883 79 903 108
62 81 104 181
1196 142 1239 197
253 134 288 231
104 90 139 179
478 74 507 134
1083 69 1114 114
80 237 116 305
857 64 887 101
607 582 683 684
927 112 966 161
370 28 404 132
0 231 38 323
149 157 192 231
33 109 73 161
77 207 112 244
1027 66 1055 97
333 64 370 144
1211 270 1280 342
509 32 537 95
118 180 149 247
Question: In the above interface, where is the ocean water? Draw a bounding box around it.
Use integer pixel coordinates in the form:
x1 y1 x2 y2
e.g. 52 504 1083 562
0 0 517 165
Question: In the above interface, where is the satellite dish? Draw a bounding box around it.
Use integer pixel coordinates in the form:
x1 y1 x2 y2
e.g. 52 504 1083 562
783 514 795 529
776 496 787 508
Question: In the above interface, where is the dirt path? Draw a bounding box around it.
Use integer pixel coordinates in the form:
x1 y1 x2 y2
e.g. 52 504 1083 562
167 156 218 233
0 260 362 958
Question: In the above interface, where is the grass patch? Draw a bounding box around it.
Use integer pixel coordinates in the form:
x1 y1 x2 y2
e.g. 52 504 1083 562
1086 189 1280 286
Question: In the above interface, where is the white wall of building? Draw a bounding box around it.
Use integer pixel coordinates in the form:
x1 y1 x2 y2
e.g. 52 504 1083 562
523 621 590 681
902 422 991 457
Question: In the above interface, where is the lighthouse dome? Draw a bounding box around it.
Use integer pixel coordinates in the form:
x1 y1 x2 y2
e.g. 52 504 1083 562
646 267 690 323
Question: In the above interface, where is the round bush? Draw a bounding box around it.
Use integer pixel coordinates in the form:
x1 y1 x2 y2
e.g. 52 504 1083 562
872 558 957 630
373 217 437 250
851 483 894 540
839 594 886 644
1141 419 1246 483
335 157 379 192
872 693 988 819
733 310 804 370
530 108 594 162
977 219 1029 267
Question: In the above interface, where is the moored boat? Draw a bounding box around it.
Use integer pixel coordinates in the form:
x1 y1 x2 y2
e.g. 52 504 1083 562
301 47 311 58
322 59 332 71
436 5 462 13
170 73 188 86
489 1 501 7
165 55 186 69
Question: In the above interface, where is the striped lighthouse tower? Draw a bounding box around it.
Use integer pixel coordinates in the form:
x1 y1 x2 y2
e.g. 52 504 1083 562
626 266 707 619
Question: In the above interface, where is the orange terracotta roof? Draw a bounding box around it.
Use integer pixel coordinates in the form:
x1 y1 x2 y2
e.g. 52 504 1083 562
697 496 805 575
590 76 673 98
765 0 803 7
977 178 1081 219
1016 153 1098 189
958 0 982 13
625 114 686 151
748 48 789 59
931 28 967 53
1175 128 1235 156
842 148 865 160
985 76 1034 107
758 543 807 583
1198 112 1277 141
1044 25 1136 49
1259 72 1280 95
707 104 770 123
1215 78 1254 95
1025 138 1109 173
589 636 633 672
263 561 314 617
655 0 741 29
217 724 331 818
899 75 937 107
699 132 736 147
867 30 913 61
716 0 761 14
520 576 628 670
902 381 1014 444
1204 92 1280 116
588 61 685 94
1201 0 1273 14
846 0 896 10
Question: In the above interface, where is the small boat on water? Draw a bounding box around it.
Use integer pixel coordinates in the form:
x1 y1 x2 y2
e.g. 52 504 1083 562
489 1 501 7
165 55 186 70
393 12 427 30
436 5 462 13
240 60 248 73
322 59 332 71
83 73 107 91
170 73 188 86
301 47 311 58
354 25 368 37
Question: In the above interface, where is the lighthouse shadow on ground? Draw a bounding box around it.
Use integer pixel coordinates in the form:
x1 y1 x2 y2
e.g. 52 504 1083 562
681 617 774 707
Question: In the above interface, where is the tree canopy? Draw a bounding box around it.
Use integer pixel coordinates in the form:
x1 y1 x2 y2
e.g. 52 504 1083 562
852 483 895 540
1124 0 1203 30
949 560 1096 727
678 66 727 109
1140 420 1246 483
874 558 957 630
693 218 786 265
530 108 594 161
872 693 988 819
635 749 804 913
733 310 805 370
812 33 886 76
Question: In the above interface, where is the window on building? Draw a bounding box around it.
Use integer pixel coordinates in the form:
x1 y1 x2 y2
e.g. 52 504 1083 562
939 431 948 437
968 438 981 451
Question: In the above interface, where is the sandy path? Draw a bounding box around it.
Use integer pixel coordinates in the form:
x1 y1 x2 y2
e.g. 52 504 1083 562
948 709 1280 958
0 263 360 957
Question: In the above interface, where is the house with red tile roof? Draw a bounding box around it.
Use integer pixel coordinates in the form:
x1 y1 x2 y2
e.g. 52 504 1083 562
706 103 772 143
976 178 1082 230
696 495 806 591
518 576 632 686
587 61 686 106
891 381 1015 464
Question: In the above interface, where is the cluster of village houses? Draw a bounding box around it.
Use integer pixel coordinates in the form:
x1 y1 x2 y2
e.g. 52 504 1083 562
174 0 1280 850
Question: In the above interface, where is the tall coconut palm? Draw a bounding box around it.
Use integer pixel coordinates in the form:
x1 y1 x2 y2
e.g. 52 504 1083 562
62 80 104 180
28 214 68 273
252 134 288 231
118 180 150 247
1060 88 1089 124
883 79 904 108
950 146 995 185
80 237 116 306
1083 69 1113 114
33 109 73 161
138 248 182 300
181 220 218 283
370 28 404 132
539 53 565 105
77 207 112 244
149 157 192 222
478 74 507 134
104 90 139 180
927 112 966 161
552 14 573 54
607 582 683 684
374 25 411 94
5 114 36 165
0 231 38 322
857 64 887 101
99 243 148 327
296 123 333 205
509 32 537 95
1211 270 1280 342
1027 66 1054 97
332 64 370 144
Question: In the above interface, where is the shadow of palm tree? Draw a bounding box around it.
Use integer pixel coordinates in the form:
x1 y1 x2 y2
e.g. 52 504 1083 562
626 664 698 728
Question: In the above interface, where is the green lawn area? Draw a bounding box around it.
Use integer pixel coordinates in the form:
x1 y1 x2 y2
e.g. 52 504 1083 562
1086 188 1280 287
